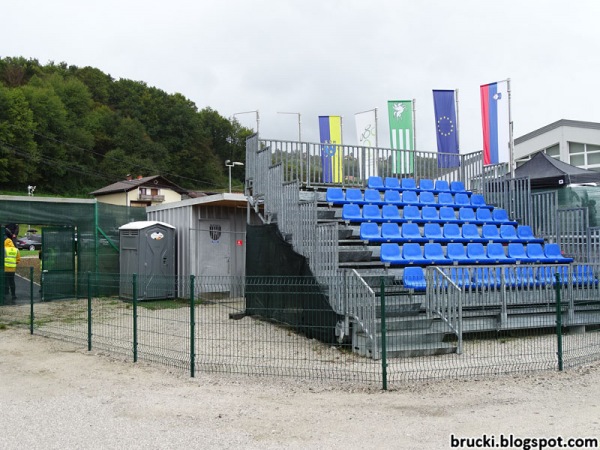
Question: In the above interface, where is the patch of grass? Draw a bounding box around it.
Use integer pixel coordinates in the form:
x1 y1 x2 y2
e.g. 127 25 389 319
137 298 191 310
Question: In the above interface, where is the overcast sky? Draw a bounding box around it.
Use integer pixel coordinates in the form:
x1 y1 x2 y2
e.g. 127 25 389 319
3 0 600 153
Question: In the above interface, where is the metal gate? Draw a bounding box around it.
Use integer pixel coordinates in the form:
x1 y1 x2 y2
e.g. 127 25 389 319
41 227 76 301
557 208 588 262
483 177 531 225
531 191 558 240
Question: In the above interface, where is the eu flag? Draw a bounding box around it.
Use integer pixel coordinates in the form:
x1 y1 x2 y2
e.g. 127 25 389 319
433 90 459 168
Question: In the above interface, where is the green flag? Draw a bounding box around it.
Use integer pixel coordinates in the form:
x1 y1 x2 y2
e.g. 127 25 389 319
388 100 414 174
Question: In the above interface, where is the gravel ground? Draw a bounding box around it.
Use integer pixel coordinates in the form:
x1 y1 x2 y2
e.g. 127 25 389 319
1 327 599 449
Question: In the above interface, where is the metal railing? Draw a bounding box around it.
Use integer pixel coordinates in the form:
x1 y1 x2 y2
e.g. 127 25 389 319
426 267 463 354
251 137 486 191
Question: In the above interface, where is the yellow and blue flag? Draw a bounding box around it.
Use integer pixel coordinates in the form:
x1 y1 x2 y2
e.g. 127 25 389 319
319 115 343 183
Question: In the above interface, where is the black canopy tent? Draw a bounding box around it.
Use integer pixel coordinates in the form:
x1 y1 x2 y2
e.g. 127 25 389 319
514 151 600 188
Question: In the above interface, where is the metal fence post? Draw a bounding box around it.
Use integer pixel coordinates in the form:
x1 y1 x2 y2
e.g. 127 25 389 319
29 266 34 335
87 271 92 351
190 274 195 378
133 273 138 363
380 277 387 391
555 273 564 371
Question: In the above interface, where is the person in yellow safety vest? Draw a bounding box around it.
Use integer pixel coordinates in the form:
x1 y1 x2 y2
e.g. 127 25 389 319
4 236 20 302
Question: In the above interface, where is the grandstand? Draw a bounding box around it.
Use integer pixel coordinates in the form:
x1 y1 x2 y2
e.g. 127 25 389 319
245 135 600 359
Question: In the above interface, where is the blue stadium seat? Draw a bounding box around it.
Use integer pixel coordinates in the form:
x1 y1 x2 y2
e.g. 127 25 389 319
362 204 382 222
326 187 345 205
454 193 470 208
360 223 381 242
342 204 362 222
437 192 455 206
419 191 436 207
367 176 385 190
402 205 421 222
574 265 599 286
487 242 516 264
402 190 419 205
447 243 470 264
537 265 570 287
403 266 427 291
424 223 443 242
458 207 476 223
345 188 364 204
492 208 517 225
461 223 481 243
502 267 519 288
382 204 402 222
443 223 462 242
381 222 401 241
401 178 417 191
401 223 424 242
384 177 401 190
526 243 550 264
481 224 501 242
439 206 458 223
424 242 452 265
449 267 473 288
470 194 492 209
500 224 518 241
450 180 466 194
383 189 403 205
507 242 533 263
435 179 451 193
516 225 544 243
475 207 494 224
363 189 383 205
473 267 502 289
518 266 541 288
380 243 404 264
544 243 574 263
466 242 489 264
419 179 435 192
402 243 429 265
421 206 441 223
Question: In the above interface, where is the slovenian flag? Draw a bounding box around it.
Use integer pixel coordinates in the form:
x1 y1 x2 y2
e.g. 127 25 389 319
319 115 343 183
480 81 509 165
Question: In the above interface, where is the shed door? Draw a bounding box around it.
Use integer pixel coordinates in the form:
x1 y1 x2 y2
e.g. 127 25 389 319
42 227 76 301
197 220 230 278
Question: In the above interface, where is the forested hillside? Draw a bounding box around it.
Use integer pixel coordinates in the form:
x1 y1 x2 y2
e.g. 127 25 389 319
0 57 252 196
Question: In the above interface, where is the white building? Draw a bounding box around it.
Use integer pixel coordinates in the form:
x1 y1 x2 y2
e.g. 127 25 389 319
514 119 600 171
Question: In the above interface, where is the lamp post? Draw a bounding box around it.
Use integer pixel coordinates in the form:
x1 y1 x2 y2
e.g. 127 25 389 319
225 160 244 193
233 110 260 134
277 111 302 142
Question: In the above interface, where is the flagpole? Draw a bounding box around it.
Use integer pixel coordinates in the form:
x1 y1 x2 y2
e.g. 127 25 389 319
374 108 379 148
455 89 460 152
507 78 514 178
412 99 416 151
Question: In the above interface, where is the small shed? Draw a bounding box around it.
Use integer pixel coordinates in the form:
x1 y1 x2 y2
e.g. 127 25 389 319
119 220 176 300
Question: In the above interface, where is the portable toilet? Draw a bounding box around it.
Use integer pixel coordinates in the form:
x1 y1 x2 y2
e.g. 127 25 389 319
119 221 176 300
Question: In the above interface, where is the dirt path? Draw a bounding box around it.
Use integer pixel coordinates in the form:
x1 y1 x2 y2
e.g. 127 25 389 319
0 328 599 449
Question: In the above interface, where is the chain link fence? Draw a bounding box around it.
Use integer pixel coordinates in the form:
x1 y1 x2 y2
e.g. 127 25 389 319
2 273 599 389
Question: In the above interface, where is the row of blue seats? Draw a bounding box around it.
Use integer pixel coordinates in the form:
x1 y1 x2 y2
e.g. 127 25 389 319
327 188 491 210
342 204 518 226
380 242 573 266
403 265 597 292
367 177 468 194
360 222 543 244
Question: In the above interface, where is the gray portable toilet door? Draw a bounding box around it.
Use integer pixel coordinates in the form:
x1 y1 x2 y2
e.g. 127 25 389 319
197 219 230 277
144 224 173 277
